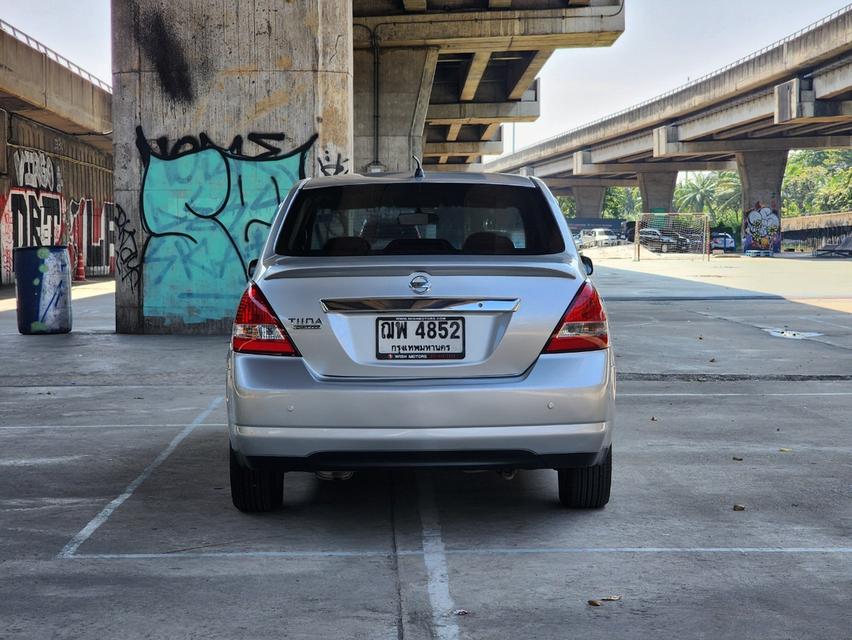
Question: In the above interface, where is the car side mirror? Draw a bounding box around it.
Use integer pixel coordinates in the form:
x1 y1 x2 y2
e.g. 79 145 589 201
580 254 594 276
247 258 259 279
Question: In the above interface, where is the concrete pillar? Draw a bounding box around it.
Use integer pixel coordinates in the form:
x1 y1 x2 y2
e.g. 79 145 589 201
637 171 677 212
571 186 606 217
736 151 787 253
355 47 438 173
112 0 353 334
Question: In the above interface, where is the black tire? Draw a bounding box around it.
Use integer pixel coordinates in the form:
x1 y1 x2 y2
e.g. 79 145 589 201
230 447 284 512
557 447 611 508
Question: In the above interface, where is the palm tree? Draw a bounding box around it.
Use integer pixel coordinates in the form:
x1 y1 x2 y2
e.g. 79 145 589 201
675 172 719 214
715 171 742 212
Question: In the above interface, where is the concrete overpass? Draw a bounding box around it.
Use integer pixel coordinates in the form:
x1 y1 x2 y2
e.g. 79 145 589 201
111 0 626 333
352 0 625 172
0 20 112 153
485 4 852 219
0 21 114 285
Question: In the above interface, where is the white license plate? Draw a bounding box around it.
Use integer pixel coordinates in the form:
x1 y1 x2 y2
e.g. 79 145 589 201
376 316 465 360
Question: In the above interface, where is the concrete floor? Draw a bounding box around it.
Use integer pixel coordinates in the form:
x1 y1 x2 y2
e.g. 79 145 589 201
0 259 850 639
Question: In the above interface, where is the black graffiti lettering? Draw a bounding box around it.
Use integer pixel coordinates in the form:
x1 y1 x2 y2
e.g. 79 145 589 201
115 203 141 294
136 127 317 166
11 191 61 248
318 148 349 176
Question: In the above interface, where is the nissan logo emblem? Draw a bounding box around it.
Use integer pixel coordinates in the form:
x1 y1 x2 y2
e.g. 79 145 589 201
409 273 431 294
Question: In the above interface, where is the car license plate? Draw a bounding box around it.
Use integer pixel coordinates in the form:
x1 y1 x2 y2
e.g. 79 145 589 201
376 316 465 360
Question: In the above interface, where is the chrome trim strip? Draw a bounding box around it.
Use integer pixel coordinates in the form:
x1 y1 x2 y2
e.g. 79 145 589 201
320 298 520 314
267 265 576 280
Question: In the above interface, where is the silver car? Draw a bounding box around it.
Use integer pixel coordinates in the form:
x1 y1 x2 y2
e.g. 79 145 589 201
227 172 615 512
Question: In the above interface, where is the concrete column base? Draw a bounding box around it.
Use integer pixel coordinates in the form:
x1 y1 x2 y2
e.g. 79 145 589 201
571 186 606 217
638 171 677 212
737 151 788 253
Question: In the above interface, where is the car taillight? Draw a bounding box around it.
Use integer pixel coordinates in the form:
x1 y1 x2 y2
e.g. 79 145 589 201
232 284 299 356
542 282 609 353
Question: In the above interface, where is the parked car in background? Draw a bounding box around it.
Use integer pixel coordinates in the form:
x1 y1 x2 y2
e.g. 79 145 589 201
638 228 677 252
227 172 615 513
669 231 693 253
579 228 618 247
711 232 736 252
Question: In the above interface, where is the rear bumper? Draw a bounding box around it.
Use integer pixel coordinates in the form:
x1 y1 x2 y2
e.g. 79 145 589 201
227 349 615 467
233 422 609 470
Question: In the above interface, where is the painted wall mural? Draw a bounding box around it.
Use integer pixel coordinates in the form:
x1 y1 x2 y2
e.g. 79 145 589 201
135 127 318 324
0 145 115 284
743 201 781 253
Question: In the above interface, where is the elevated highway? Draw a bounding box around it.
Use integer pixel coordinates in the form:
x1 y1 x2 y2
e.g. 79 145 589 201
485 5 852 218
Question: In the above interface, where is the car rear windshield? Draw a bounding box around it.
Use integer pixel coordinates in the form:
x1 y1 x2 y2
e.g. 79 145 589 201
275 182 565 256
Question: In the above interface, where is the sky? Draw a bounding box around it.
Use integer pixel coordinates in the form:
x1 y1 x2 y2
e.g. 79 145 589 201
0 0 849 158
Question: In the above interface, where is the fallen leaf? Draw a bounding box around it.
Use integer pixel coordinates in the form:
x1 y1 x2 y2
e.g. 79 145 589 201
650 416 658 422
698 336 704 340
452 609 470 616
779 448 792 453
732 456 743 461
709 358 716 363
587 600 602 607
733 504 746 511
601 595 623 602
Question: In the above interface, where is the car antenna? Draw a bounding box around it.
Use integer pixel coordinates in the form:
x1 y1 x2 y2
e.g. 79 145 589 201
412 155 425 179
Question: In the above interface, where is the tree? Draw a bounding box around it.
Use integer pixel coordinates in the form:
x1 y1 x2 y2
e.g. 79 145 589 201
555 195 576 218
601 187 642 219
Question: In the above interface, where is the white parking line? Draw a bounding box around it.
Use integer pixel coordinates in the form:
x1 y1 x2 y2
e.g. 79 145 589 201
65 546 852 561
57 396 224 559
418 475 461 640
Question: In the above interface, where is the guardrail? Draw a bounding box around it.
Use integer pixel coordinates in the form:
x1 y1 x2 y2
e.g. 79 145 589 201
0 19 112 93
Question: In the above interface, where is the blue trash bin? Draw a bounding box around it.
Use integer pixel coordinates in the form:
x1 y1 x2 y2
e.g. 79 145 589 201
13 246 72 334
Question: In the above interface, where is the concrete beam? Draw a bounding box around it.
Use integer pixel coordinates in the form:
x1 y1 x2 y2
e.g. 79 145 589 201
482 123 501 141
590 133 654 163
426 98 539 125
675 91 775 141
654 126 852 157
460 51 492 101
812 58 852 99
353 6 625 52
775 77 852 124
507 49 553 100
572 150 736 176
423 140 504 156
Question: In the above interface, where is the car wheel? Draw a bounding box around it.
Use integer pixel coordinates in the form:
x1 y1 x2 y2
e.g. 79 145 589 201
230 446 284 512
557 447 611 508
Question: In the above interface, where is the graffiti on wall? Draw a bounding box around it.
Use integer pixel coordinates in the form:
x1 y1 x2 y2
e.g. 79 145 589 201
0 145 116 284
743 201 781 253
135 126 318 324
318 148 349 176
115 203 141 294
13 148 63 192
